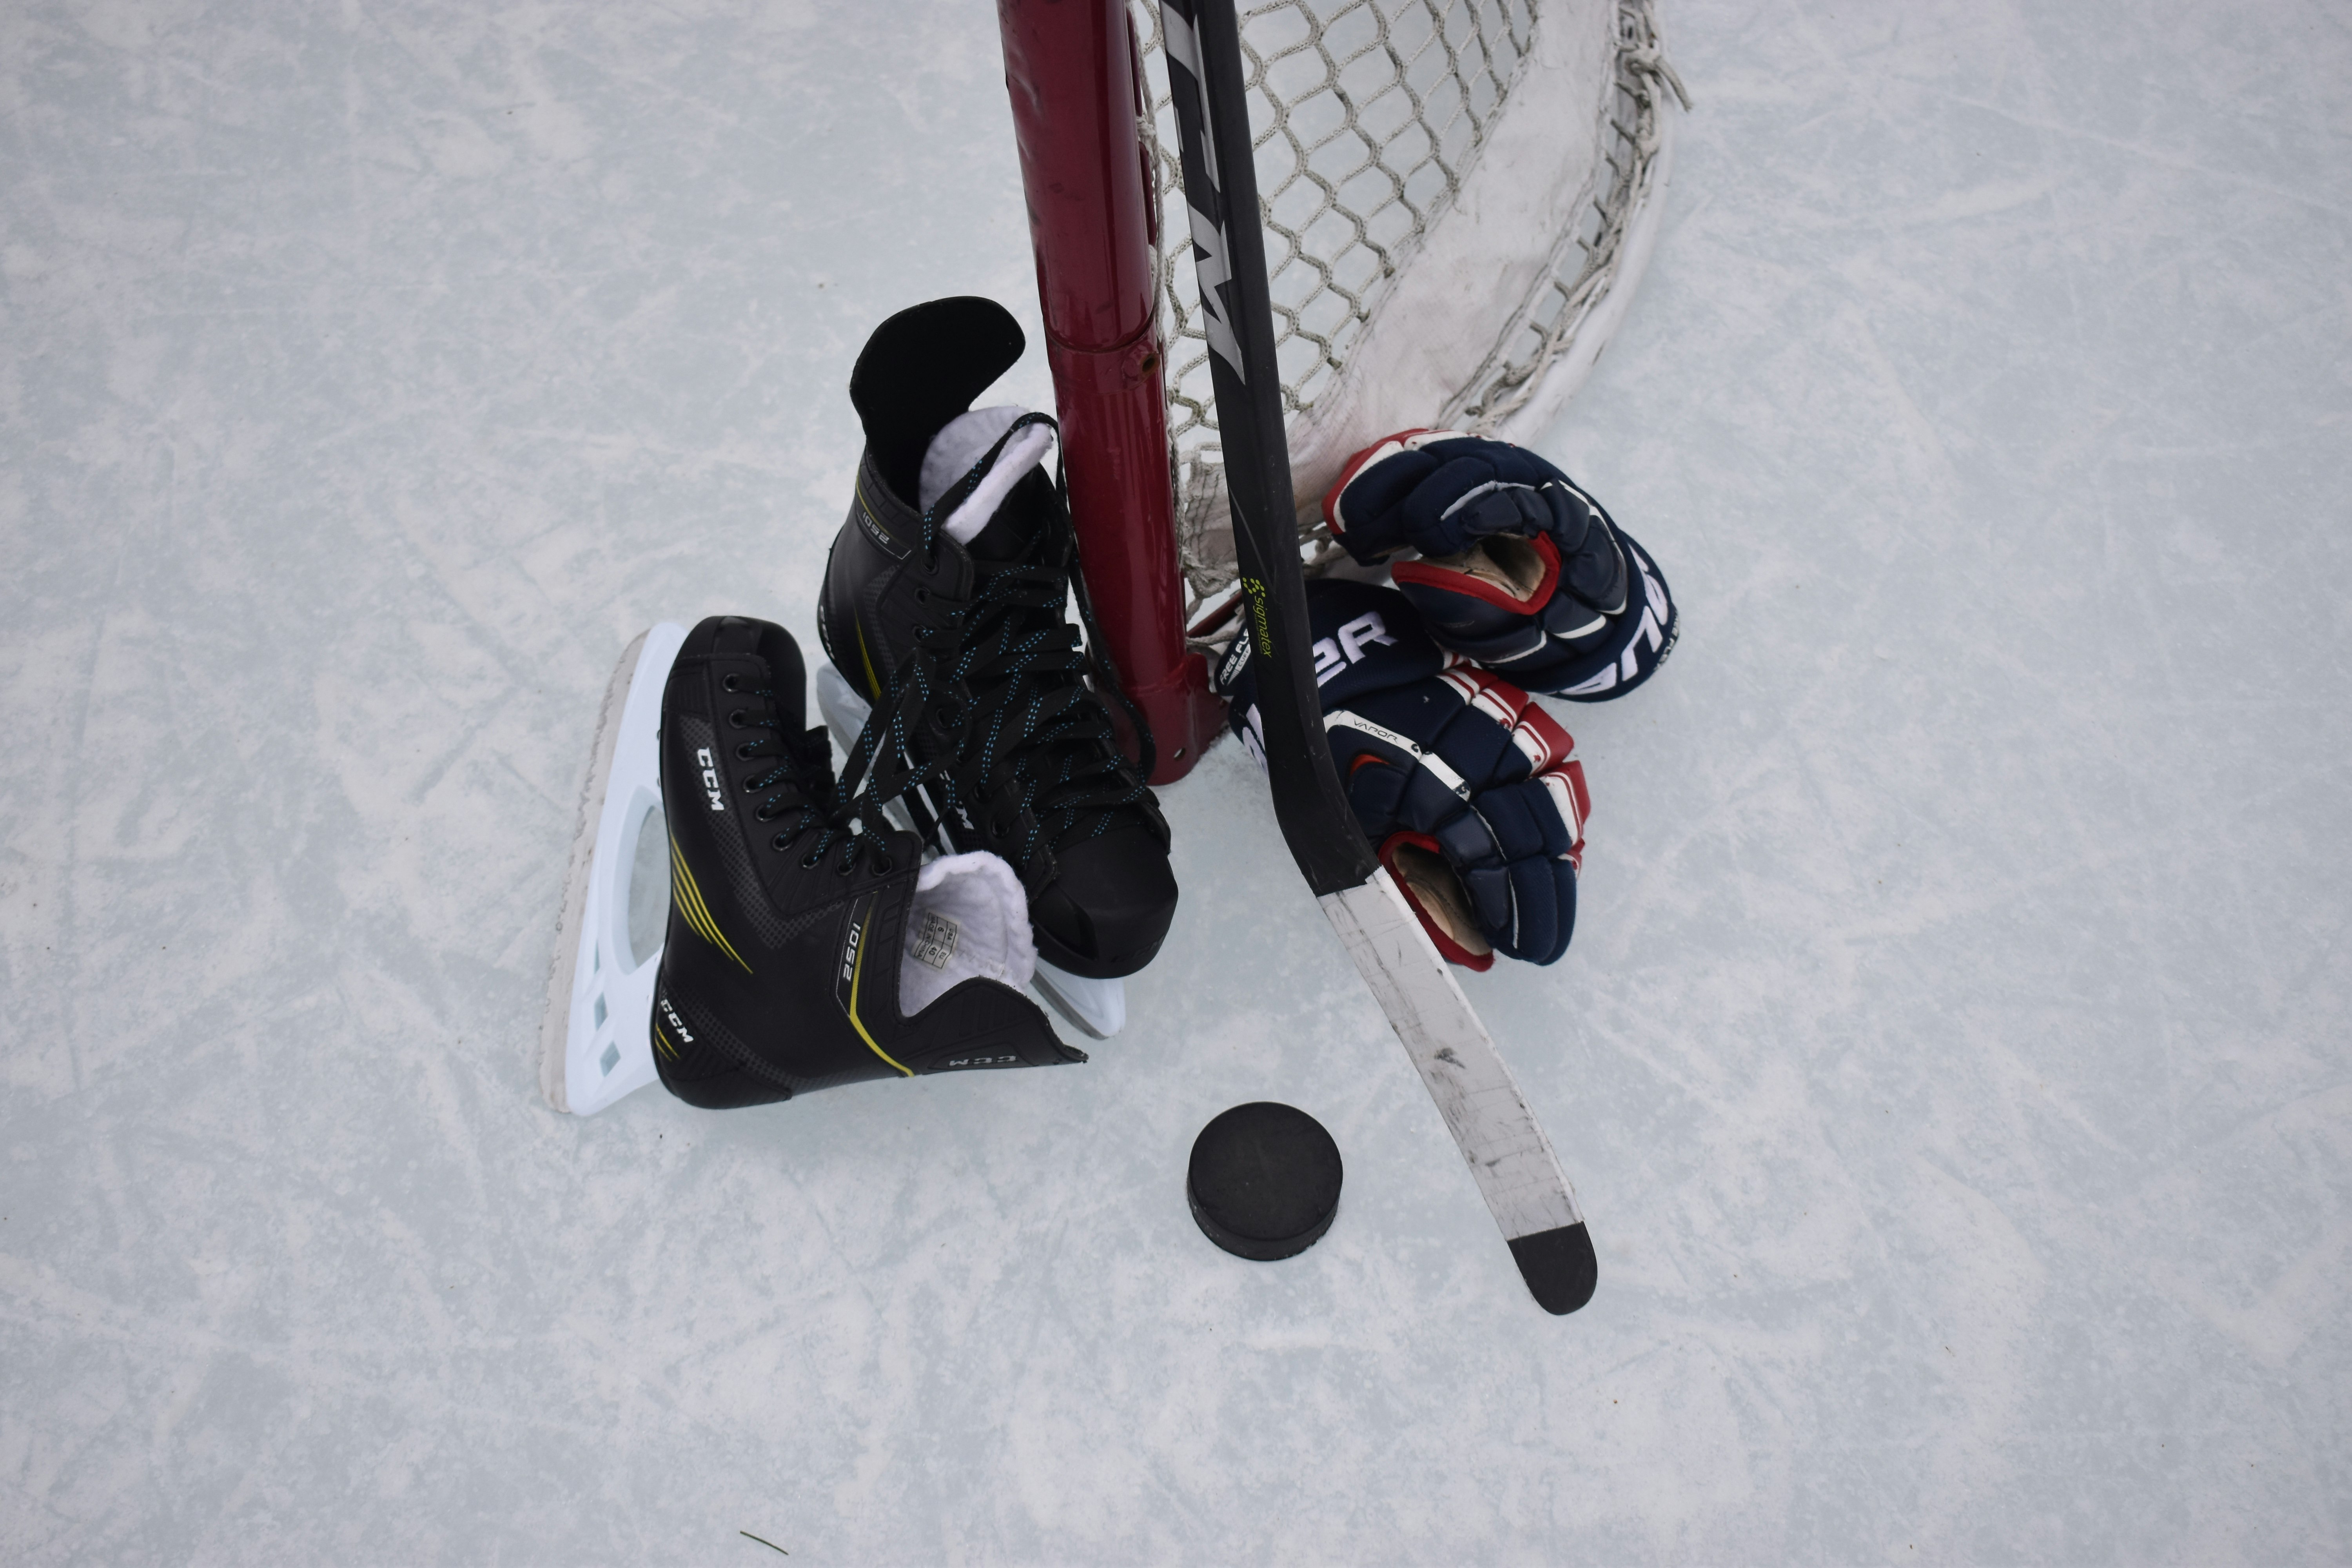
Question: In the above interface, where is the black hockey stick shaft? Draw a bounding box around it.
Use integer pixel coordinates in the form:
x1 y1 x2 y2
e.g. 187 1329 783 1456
1158 0 1596 1315
1153 0 1376 898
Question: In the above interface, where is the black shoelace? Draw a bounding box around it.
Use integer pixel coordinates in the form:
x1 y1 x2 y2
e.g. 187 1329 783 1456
725 670 911 879
843 413 1154 875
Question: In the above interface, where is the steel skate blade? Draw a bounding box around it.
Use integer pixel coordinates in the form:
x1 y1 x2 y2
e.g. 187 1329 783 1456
1031 960 1126 1040
540 622 688 1115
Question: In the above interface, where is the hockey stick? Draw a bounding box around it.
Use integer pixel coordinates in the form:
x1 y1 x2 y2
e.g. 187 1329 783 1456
1158 0 1596 1314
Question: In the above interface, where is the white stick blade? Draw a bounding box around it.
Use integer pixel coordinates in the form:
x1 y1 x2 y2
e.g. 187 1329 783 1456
1317 869 1593 1311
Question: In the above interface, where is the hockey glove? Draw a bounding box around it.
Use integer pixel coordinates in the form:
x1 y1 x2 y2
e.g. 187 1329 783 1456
1321 428 1678 702
1214 579 1590 969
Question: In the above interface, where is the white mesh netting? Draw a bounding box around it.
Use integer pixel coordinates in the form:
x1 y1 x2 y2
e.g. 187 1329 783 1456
1129 0 1688 614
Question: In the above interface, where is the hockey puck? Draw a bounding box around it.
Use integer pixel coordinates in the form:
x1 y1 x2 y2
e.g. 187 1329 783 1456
1187 1102 1343 1261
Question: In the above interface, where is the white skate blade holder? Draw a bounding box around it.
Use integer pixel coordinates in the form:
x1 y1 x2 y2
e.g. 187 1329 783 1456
814 662 1126 1040
541 623 688 1115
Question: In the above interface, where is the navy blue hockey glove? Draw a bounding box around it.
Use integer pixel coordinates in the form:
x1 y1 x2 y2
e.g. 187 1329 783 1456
1320 428 1677 701
1213 579 1591 969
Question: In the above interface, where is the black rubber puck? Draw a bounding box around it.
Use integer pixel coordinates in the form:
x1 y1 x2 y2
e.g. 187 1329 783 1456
1187 1102 1343 1261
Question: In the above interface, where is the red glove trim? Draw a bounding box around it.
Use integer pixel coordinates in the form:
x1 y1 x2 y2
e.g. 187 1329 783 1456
1391 531 1561 612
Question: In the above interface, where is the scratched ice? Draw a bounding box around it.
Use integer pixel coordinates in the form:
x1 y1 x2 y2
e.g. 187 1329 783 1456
2 2 2347 1561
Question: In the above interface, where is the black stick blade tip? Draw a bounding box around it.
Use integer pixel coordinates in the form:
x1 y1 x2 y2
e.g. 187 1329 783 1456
1508 1223 1597 1315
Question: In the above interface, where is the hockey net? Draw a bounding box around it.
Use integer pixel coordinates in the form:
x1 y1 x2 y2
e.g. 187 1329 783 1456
1127 0 1687 621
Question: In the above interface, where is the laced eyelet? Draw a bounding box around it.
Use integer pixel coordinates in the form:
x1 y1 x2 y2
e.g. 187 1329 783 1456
799 852 822 869
728 709 747 728
771 833 791 851
833 858 855 877
735 742 757 760
933 700 962 729
722 673 742 693
869 853 893 875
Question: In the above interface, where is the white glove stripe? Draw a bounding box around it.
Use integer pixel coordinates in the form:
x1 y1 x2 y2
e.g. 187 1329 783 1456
1436 478 1542 523
1541 771 1585 846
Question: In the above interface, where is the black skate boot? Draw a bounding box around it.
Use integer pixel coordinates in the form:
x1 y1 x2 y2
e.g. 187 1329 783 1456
816 297 1177 982
650 614 1082 1109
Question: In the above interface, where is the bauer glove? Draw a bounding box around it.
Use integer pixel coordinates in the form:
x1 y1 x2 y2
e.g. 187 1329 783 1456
1214 579 1590 969
1321 429 1677 701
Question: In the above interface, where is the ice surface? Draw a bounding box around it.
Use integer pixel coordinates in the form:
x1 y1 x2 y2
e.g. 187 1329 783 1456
4 1 2349 1561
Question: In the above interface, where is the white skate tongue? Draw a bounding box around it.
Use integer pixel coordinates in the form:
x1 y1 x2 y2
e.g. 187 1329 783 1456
919 404 1056 546
898 850 1038 1015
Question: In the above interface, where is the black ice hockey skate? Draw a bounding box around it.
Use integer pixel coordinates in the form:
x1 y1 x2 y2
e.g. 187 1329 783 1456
817 297 1176 982
650 615 1082 1109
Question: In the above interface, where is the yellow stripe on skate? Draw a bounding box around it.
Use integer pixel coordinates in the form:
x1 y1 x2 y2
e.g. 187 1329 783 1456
846 905 912 1077
653 1023 679 1060
667 839 722 949
669 836 751 973
856 624 881 703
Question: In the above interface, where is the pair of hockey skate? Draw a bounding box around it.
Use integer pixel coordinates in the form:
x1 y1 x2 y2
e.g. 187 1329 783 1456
543 293 1679 1116
543 298 1175 1114
1213 428 1679 976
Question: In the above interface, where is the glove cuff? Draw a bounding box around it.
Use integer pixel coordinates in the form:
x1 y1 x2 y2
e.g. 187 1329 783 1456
1392 531 1562 614
1378 832 1497 972
1475 528 1677 701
